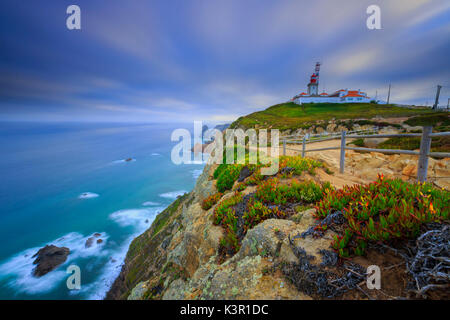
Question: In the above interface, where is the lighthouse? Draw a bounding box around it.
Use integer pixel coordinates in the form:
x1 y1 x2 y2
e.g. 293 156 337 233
307 62 320 96
291 62 371 104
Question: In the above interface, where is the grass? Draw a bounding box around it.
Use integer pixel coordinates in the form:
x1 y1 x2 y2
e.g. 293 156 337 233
404 112 450 131
230 102 434 131
150 193 188 238
352 136 450 153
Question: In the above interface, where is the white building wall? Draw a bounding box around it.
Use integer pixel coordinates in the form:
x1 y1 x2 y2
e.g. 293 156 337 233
294 97 341 104
342 97 371 103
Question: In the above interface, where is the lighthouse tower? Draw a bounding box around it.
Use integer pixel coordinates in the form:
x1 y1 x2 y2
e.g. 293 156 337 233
307 62 321 96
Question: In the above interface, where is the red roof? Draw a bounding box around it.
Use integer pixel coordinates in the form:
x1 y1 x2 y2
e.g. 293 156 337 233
320 92 328 96
343 92 366 98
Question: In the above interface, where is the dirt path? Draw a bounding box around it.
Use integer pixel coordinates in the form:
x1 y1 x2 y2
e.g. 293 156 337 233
278 138 371 187
274 138 449 189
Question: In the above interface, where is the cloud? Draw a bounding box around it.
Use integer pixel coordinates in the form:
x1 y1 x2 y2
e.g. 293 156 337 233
209 114 241 122
328 50 379 76
1 0 449 121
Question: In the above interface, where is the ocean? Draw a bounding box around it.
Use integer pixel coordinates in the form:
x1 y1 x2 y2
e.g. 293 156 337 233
0 121 205 299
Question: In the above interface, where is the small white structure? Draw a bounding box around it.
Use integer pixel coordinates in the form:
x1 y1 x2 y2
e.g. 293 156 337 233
292 63 371 104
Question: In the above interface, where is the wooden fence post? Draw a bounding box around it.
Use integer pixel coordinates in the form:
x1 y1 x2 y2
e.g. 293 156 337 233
417 126 432 183
283 139 286 156
339 131 346 174
302 137 306 158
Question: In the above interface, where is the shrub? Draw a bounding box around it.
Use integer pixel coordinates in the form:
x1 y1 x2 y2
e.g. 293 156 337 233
255 178 331 205
279 156 323 176
201 192 223 210
213 192 243 225
216 165 242 192
243 198 286 232
213 192 243 254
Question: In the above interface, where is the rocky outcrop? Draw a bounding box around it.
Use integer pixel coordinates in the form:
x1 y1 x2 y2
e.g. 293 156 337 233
32 245 70 277
106 159 345 300
344 152 450 189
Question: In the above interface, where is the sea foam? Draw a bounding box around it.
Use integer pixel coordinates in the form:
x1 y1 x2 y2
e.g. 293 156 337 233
191 169 203 180
0 231 108 295
78 192 99 199
142 201 160 206
84 207 163 299
159 190 187 199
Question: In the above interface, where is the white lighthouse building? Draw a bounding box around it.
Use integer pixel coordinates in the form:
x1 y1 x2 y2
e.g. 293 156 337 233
292 62 371 104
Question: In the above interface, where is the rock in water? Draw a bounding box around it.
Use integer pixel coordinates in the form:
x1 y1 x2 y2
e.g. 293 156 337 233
32 245 70 277
85 237 95 248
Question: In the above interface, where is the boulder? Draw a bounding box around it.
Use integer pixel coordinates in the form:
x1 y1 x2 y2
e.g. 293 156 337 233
363 137 388 148
315 126 325 134
238 166 253 182
402 164 417 177
32 245 70 277
85 237 95 248
326 123 337 132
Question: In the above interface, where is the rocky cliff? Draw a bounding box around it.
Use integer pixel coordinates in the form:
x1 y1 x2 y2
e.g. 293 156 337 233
106 113 449 300
106 162 333 300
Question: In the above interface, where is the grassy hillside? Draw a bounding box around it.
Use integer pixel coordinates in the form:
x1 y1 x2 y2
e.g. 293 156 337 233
230 102 435 130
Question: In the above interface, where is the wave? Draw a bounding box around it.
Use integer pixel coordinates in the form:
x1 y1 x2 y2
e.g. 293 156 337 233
191 169 203 180
112 158 136 164
142 201 160 206
0 232 108 295
151 153 161 156
159 190 187 199
109 207 163 232
83 207 163 299
78 192 99 199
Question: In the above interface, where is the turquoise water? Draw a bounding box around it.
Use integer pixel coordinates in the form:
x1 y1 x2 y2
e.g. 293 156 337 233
0 122 204 299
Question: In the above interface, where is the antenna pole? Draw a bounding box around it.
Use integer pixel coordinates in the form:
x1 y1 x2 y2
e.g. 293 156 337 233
387 84 391 104
432 85 442 110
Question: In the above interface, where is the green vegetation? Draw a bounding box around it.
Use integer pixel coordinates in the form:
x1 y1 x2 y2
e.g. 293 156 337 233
201 192 223 210
315 175 449 257
352 136 450 153
213 145 266 192
404 112 450 131
279 156 323 176
230 102 434 130
255 178 330 205
212 155 329 258
150 193 188 238
213 179 329 256
216 165 242 192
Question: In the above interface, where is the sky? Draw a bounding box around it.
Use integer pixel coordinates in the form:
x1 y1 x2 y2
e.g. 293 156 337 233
0 0 449 123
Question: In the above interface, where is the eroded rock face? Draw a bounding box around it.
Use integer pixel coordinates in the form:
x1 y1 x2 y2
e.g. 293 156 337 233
32 245 70 277
161 208 333 300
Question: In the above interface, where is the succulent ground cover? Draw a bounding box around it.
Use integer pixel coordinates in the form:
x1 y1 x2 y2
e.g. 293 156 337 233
314 175 449 258
210 155 328 260
207 153 449 298
201 192 223 210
